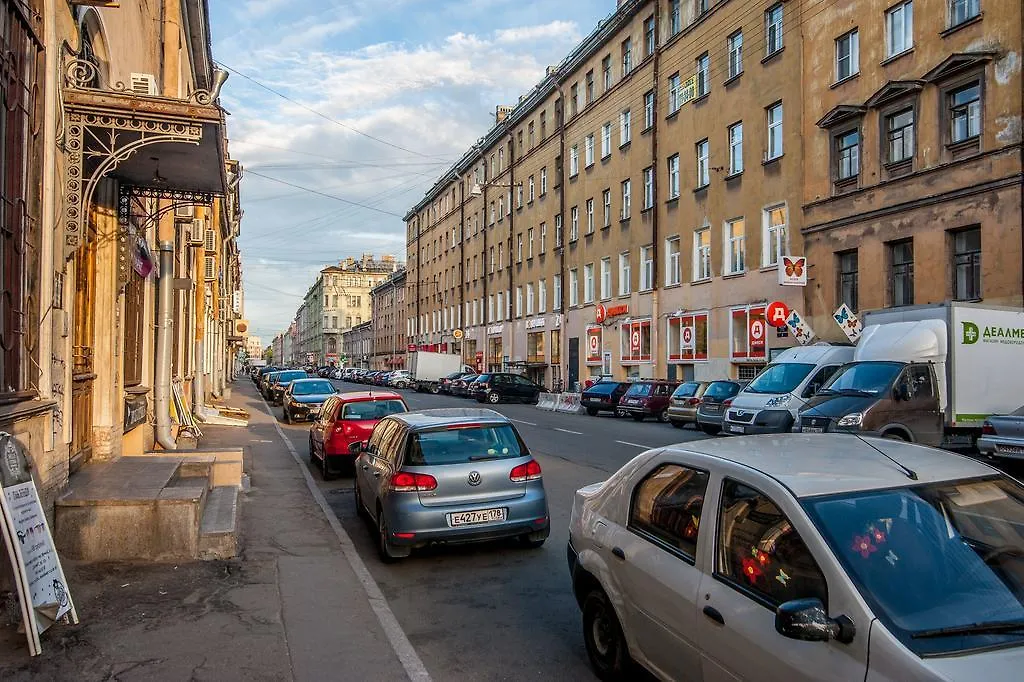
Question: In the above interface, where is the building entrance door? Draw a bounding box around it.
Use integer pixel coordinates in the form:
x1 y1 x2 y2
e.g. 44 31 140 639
70 239 96 472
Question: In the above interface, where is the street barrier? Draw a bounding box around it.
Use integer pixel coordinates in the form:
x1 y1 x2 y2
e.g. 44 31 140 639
536 392 557 411
556 392 585 415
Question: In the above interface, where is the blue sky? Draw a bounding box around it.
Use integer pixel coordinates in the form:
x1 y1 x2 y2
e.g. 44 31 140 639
210 0 612 344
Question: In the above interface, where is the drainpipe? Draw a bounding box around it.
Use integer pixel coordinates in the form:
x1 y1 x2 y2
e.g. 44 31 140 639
155 241 177 450
192 337 204 409
650 4 662 380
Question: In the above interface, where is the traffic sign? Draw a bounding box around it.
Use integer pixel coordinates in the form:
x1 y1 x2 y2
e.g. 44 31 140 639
766 301 790 327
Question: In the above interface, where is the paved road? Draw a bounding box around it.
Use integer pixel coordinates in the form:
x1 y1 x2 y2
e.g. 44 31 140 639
269 381 709 681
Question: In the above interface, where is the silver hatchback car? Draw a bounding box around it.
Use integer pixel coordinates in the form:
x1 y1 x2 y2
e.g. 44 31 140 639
351 408 550 562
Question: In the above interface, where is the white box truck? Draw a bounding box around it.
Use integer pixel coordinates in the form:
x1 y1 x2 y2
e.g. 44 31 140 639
798 303 1024 447
409 351 467 394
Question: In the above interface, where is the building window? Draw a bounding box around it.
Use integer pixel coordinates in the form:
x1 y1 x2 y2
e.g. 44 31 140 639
949 0 980 28
671 0 681 35
517 233 523 262
553 274 562 311
668 312 709 362
886 108 915 164
728 122 743 174
645 15 656 56
643 167 655 209
667 154 680 199
952 227 981 301
620 109 631 145
763 204 788 267
538 279 547 313
694 229 711 281
598 257 612 300
724 218 745 275
570 82 579 115
602 54 613 91
601 122 612 158
585 134 594 167
640 246 654 291
889 239 914 306
584 264 595 303
622 38 633 76
836 129 860 181
696 52 710 98
765 4 784 56
837 250 859 311
555 214 563 247
766 102 783 160
528 227 534 258
949 82 981 144
528 121 535 148
528 176 535 202
603 189 612 227
731 306 768 361
540 222 547 252
668 73 681 115
886 1 913 57
665 237 681 286
585 70 594 105
586 198 595 234
569 268 579 307
644 90 655 129
570 206 579 241
619 252 631 296
696 139 710 188
569 144 579 176
516 286 523 317
540 167 547 195
728 31 743 78
835 29 860 82
620 319 653 365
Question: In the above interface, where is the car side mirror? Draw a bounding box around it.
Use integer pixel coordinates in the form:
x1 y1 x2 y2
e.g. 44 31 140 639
348 441 365 455
775 599 855 644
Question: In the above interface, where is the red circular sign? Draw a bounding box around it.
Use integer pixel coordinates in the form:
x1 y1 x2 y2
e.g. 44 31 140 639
750 320 765 341
766 300 790 328
589 334 599 353
630 329 641 351
595 304 608 324
681 326 693 345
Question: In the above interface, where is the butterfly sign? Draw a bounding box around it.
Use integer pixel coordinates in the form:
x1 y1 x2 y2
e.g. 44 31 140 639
785 309 817 346
833 303 863 343
778 256 808 286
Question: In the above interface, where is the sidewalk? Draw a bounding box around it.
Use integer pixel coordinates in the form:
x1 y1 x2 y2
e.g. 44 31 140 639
0 381 410 681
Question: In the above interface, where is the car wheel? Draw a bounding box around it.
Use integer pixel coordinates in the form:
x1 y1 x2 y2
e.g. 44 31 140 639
321 452 334 481
586 407 599 417
430 384 440 395
631 413 644 422
882 431 908 442
487 391 501 404
670 420 684 429
700 424 721 436
377 508 410 563
582 589 631 681
657 409 669 423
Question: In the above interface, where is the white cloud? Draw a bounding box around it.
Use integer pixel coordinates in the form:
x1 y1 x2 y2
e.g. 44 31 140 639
494 20 579 44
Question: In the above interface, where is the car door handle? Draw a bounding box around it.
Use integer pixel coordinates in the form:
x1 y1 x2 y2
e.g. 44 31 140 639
702 606 725 626
372 471 381 478
611 547 626 561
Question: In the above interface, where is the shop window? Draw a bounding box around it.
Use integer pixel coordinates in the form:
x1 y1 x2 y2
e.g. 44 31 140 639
528 332 546 364
667 313 709 362
586 326 603 365
620 319 653 364
550 330 561 365
730 306 767 361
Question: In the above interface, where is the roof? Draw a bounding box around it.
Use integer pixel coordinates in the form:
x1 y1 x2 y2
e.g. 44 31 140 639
391 408 509 430
661 434 996 498
336 391 403 402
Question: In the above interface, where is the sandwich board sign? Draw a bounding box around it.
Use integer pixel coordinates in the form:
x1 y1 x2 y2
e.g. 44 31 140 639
0 432 78 655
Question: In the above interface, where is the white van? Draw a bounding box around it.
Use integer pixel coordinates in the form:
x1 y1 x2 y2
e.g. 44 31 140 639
722 344 854 435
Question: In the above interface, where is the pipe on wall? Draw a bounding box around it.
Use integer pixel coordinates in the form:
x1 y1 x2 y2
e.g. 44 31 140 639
155 241 177 450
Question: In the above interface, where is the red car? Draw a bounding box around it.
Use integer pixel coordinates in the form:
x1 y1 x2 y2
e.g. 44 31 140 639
308 391 408 479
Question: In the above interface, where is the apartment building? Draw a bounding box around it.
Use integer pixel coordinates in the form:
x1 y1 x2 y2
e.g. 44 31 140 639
343 322 375 368
801 0 1023 337
370 269 409 369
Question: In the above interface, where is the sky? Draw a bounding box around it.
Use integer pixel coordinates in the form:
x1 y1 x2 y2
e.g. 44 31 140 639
210 0 613 344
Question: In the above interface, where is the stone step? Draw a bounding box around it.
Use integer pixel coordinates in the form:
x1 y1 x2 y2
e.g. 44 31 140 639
198 486 239 560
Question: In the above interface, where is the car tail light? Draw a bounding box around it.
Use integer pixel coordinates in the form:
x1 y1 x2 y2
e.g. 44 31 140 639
510 460 542 482
390 471 438 492
982 421 996 435
687 397 700 406
333 422 351 436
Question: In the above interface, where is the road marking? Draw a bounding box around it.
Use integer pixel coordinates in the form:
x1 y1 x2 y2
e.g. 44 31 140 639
260 398 432 682
616 440 654 449
510 418 538 426
555 428 584 435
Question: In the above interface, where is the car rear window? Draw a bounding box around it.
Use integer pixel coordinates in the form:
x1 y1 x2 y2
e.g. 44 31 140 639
341 400 407 420
704 382 740 399
585 382 620 395
278 371 306 382
405 424 525 466
293 381 334 395
624 383 653 397
672 382 701 398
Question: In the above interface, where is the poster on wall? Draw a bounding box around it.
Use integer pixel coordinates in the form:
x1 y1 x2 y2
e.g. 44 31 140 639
0 433 79 656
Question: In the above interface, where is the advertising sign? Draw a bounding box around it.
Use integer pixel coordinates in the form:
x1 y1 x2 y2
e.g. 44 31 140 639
453 329 464 340
680 325 695 350
833 303 863 343
586 326 602 364
952 306 1024 425
785 309 817 345
749 318 766 349
630 328 642 354
777 256 807 286
766 301 790 328
678 74 698 106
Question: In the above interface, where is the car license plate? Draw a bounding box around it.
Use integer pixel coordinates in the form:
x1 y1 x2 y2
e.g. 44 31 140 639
803 427 824 434
996 445 1024 457
728 424 744 434
447 508 507 527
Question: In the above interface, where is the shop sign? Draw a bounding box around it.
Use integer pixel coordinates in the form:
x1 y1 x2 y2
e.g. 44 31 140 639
525 318 546 330
595 304 629 324
766 301 790 327
785 309 817 345
586 326 603 364
487 324 504 336
833 303 863 343
749 317 767 349
123 394 148 432
778 256 807 286
630 327 642 354
680 325 695 350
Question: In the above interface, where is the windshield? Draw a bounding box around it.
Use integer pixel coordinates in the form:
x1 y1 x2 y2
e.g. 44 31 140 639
625 383 653 397
746 363 815 394
704 382 740 400
672 382 701 398
819 361 903 395
341 399 407 421
406 424 526 466
585 382 619 395
293 381 334 396
276 371 306 384
805 477 1024 656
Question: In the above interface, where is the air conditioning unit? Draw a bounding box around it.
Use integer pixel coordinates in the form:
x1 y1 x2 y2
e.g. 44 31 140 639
204 227 216 253
186 219 205 247
129 72 158 96
174 203 195 218
204 255 216 281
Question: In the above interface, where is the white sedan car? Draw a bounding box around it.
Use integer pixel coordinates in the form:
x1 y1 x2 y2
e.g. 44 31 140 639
568 434 1024 681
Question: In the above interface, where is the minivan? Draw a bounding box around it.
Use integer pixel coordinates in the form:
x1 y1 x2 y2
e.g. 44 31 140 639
722 344 854 436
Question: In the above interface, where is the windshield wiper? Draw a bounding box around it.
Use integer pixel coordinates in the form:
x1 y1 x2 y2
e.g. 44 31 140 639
469 455 502 461
912 620 1024 639
833 389 875 397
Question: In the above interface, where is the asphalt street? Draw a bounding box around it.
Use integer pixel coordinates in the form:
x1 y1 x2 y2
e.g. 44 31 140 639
269 380 709 681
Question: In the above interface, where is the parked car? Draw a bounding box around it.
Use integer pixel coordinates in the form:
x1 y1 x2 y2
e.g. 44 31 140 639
256 366 280 390
568 434 1024 681
978 406 1024 459
282 378 336 424
449 373 479 397
580 381 631 417
260 370 283 397
464 374 491 400
666 381 712 429
268 370 309 405
695 380 747 435
308 391 408 479
388 370 413 389
473 373 543 405
438 371 469 394
352 408 549 562
617 380 680 422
